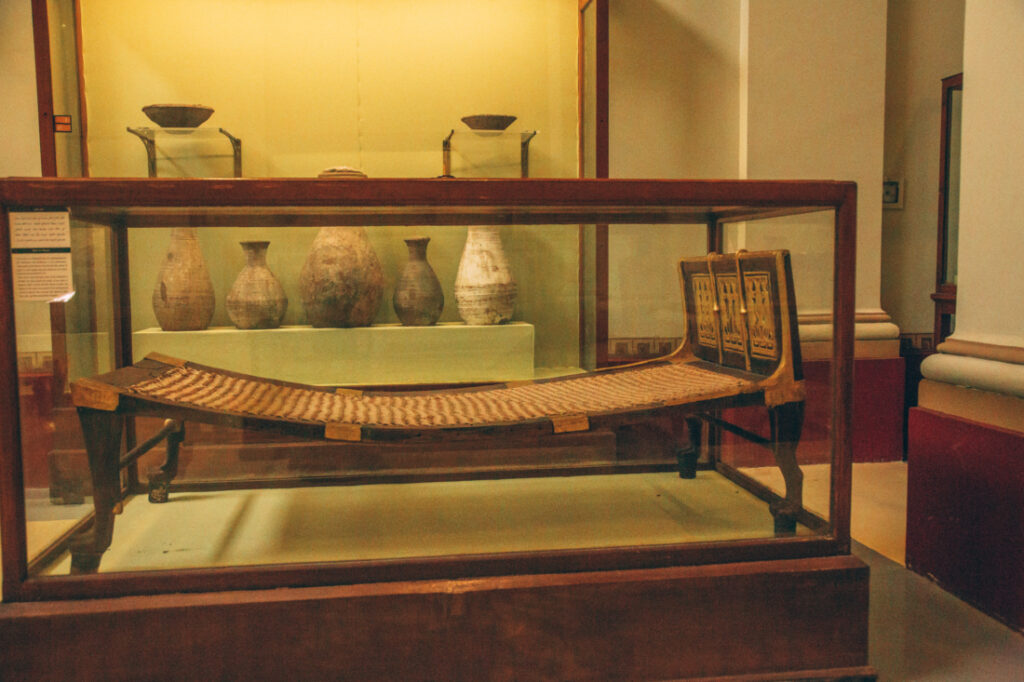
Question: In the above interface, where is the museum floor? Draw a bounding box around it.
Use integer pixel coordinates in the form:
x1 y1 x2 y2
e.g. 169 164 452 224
7 462 1024 679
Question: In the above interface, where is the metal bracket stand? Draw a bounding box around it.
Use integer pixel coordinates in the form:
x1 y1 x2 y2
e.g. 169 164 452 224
440 129 538 178
127 126 243 178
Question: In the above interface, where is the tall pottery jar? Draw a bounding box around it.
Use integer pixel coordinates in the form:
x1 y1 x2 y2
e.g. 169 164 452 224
152 227 215 331
393 237 444 326
226 241 288 329
454 226 516 325
299 227 384 327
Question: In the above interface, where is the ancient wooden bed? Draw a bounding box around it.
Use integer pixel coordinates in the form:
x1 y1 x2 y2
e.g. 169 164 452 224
67 249 804 574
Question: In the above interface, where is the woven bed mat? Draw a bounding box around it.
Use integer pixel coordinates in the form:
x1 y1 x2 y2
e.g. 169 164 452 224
124 361 750 429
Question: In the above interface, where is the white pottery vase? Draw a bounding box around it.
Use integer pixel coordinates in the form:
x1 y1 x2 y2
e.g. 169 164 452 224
226 241 288 329
454 226 516 325
152 227 215 331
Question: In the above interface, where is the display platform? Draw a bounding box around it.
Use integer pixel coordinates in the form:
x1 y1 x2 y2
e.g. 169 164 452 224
2 554 873 681
133 322 535 385
36 471 808 575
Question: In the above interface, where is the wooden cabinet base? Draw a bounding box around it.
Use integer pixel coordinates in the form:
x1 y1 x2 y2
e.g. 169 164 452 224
1 555 873 680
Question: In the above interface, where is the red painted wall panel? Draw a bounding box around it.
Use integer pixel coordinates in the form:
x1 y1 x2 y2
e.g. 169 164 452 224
906 407 1024 633
720 357 905 467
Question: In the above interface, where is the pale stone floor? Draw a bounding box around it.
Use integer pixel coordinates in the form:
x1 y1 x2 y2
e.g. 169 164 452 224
743 461 909 565
9 462 1024 679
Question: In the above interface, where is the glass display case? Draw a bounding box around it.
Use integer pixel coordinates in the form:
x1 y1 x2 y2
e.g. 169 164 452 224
1 176 857 604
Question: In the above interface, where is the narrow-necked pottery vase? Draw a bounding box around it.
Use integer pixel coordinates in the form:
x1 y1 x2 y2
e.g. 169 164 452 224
152 227 215 331
226 241 288 329
393 236 444 326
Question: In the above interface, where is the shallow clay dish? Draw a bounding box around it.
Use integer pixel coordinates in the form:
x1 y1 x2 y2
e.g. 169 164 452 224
461 114 517 131
142 104 215 128
318 166 368 179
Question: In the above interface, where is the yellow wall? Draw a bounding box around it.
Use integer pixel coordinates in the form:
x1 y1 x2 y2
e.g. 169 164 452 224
745 0 887 317
607 0 739 339
881 0 965 335
606 0 889 338
0 0 41 178
79 0 582 369
80 0 577 180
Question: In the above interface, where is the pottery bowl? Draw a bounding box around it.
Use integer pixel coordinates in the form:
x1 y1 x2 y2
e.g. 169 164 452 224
142 104 215 128
461 114 517 131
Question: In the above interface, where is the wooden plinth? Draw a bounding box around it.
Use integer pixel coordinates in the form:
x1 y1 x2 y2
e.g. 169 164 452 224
0 555 873 680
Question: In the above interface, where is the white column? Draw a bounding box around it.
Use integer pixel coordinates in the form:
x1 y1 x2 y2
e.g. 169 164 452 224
951 0 1024 350
920 0 1024 429
743 0 888 320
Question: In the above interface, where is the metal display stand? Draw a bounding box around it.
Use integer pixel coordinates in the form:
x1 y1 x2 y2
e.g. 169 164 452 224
127 127 243 178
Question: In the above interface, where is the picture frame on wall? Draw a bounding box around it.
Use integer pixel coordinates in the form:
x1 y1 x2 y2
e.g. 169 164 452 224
882 178 904 209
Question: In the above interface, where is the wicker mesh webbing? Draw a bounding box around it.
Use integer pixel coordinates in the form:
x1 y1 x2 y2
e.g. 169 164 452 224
126 361 748 428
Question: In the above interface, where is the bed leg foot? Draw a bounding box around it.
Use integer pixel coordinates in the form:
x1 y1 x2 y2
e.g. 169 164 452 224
770 501 799 535
769 402 804 534
69 408 124 575
676 417 703 478
773 515 798 535
147 420 183 503
69 547 104 575
676 447 699 478
147 475 170 503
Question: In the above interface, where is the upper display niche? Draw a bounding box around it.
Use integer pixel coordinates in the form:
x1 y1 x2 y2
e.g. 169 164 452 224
76 0 579 180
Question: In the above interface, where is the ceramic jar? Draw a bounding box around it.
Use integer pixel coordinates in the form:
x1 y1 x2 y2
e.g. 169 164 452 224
454 226 516 325
393 237 444 326
299 227 384 327
225 241 288 329
152 227 215 331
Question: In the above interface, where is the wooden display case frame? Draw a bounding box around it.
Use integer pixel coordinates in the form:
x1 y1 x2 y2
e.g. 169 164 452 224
2 177 857 600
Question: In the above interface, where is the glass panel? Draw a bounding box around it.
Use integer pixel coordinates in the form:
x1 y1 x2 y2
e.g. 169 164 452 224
607 224 705 360
720 211 836 528
18 216 115 572
21 208 835 578
127 223 583 378
77 1 579 179
579 223 598 370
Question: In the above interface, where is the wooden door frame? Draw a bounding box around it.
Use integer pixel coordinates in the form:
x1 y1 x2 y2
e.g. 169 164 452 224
30 0 57 177
932 72 962 345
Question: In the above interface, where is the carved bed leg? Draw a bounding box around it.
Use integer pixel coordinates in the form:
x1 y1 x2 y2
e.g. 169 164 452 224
148 420 184 503
676 416 703 479
69 408 125 574
769 402 805 535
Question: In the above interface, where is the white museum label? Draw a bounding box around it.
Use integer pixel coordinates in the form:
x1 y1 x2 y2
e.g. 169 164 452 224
9 209 74 301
